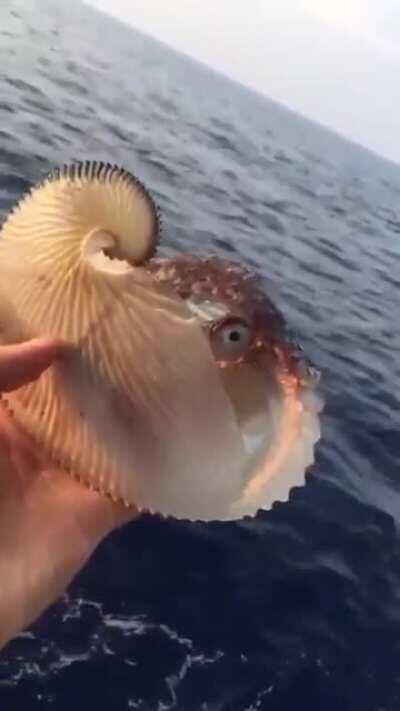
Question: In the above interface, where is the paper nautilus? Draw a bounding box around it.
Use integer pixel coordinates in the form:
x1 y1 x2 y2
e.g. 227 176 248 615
0 162 323 521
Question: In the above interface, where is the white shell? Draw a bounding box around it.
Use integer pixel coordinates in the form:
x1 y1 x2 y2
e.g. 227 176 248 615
0 161 323 522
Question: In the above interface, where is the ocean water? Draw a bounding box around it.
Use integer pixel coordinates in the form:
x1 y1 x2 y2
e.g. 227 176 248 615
0 0 400 708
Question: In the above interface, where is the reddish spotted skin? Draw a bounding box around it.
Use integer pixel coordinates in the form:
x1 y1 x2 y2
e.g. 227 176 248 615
146 256 313 382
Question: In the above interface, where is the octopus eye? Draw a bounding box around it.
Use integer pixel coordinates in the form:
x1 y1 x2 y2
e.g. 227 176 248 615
210 317 252 362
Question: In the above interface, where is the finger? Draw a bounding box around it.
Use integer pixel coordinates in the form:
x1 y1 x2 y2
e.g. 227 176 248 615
0 339 65 392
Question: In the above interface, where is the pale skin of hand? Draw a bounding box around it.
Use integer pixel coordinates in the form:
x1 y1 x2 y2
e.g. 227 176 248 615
0 339 138 650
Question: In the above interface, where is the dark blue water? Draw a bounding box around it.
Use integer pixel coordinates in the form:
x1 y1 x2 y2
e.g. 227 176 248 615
1 0 400 708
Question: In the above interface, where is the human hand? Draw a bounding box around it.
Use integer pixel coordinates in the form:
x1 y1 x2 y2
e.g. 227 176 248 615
0 339 138 650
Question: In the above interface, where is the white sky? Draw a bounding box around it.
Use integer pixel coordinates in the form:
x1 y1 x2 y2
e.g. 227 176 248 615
86 0 400 163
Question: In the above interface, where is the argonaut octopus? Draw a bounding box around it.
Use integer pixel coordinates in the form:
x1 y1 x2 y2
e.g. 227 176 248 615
0 161 323 522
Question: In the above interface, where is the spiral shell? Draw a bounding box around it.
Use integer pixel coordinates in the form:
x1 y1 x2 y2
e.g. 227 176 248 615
0 162 245 521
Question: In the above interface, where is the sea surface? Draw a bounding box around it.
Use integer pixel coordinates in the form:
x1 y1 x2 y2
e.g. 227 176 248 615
0 1 400 709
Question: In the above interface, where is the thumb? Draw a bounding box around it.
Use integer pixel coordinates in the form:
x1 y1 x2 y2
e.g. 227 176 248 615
0 339 65 392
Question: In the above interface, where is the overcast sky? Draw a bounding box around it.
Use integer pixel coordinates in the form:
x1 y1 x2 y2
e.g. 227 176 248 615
86 0 400 163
